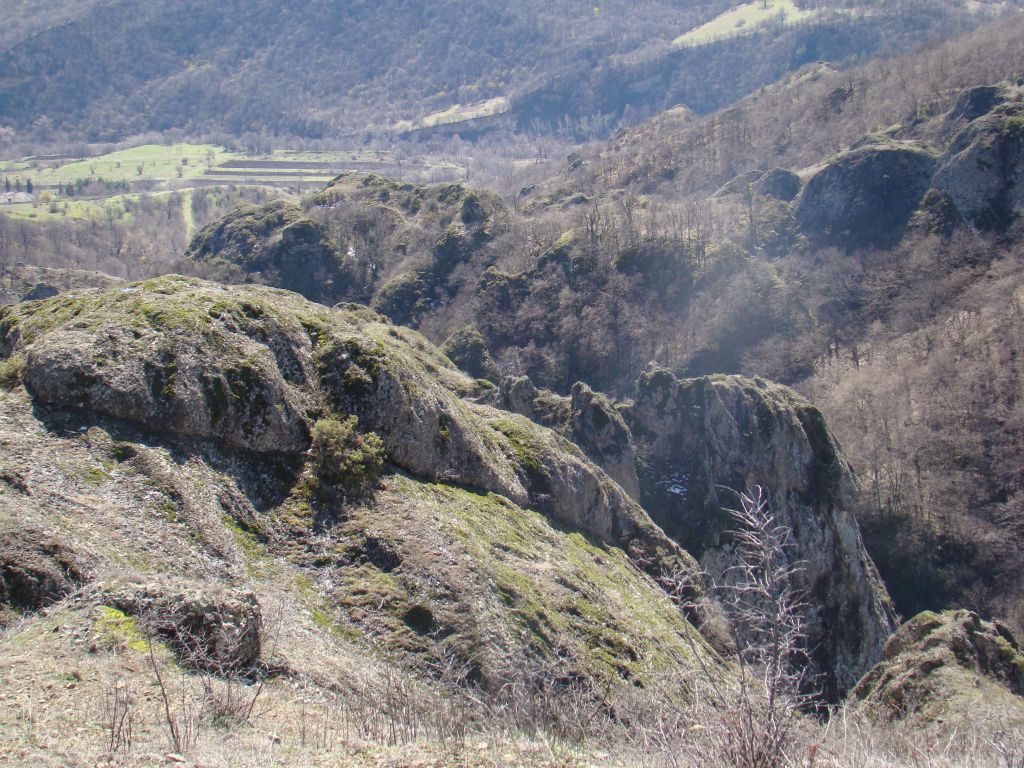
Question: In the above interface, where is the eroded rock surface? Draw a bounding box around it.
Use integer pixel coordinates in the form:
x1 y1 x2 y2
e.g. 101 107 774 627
0 528 85 621
794 137 938 247
626 367 896 700
934 102 1024 229
103 579 263 670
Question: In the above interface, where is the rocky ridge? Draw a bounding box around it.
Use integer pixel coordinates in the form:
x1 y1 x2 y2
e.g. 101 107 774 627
852 609 1024 728
0 275 721 694
448 357 897 700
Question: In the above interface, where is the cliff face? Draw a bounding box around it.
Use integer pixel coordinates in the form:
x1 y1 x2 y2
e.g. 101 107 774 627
934 101 1024 230
625 368 896 700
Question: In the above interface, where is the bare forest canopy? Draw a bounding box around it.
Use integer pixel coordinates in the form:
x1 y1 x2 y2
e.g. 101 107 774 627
0 0 1019 146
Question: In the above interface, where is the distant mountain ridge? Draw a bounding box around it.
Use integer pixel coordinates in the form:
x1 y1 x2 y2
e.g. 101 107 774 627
0 0 1016 142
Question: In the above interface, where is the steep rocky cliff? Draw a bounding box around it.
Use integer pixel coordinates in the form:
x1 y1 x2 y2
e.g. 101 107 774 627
625 368 896 700
444 362 899 700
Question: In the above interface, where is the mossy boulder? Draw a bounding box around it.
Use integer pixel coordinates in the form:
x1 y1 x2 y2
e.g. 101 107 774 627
187 173 507 328
627 367 896 700
794 137 939 248
2 277 315 453
852 610 1024 727
934 102 1024 230
371 270 433 326
945 82 1021 125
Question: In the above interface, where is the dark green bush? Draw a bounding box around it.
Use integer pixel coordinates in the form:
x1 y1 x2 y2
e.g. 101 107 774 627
307 415 385 496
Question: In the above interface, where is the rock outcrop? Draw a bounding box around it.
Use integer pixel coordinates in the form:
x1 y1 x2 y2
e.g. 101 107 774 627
0 528 85 622
0 276 697 586
716 168 802 202
794 136 938 247
441 325 502 382
945 82 1021 126
103 579 263 670
0 278 722 695
753 167 802 202
626 368 896 700
934 102 1024 230
568 382 641 502
852 610 1024 727
6 277 315 454
187 173 506 328
187 199 350 306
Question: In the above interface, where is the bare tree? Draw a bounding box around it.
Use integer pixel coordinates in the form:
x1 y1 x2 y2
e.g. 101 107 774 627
664 486 816 768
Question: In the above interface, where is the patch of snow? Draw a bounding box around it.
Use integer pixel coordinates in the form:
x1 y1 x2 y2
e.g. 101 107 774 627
657 472 689 497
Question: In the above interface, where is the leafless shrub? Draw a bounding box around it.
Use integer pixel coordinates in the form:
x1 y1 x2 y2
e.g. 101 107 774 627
692 485 816 768
625 485 818 768
989 720 1024 768
101 678 135 758
138 595 280 754
477 653 609 746
148 637 201 755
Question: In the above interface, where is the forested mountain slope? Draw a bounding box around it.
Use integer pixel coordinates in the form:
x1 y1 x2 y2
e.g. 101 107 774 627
0 0 1016 142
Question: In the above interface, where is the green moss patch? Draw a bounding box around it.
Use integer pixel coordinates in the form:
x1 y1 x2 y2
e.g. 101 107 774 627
94 606 148 653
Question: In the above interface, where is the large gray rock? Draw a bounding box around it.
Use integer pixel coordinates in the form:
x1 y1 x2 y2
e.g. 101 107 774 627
946 84 1015 124
794 137 938 248
186 199 349 306
626 368 896 700
934 103 1024 229
10 279 315 454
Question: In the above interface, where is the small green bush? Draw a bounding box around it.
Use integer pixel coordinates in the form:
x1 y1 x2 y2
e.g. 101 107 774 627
0 354 25 390
307 415 385 496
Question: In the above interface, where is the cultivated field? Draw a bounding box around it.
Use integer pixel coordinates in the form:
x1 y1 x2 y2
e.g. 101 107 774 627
1 144 465 194
0 144 467 224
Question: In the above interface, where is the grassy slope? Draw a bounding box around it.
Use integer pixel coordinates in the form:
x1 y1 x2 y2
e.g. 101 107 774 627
672 0 815 46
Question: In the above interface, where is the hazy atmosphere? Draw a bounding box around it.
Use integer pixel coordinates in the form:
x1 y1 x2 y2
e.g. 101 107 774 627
2 1 1024 766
